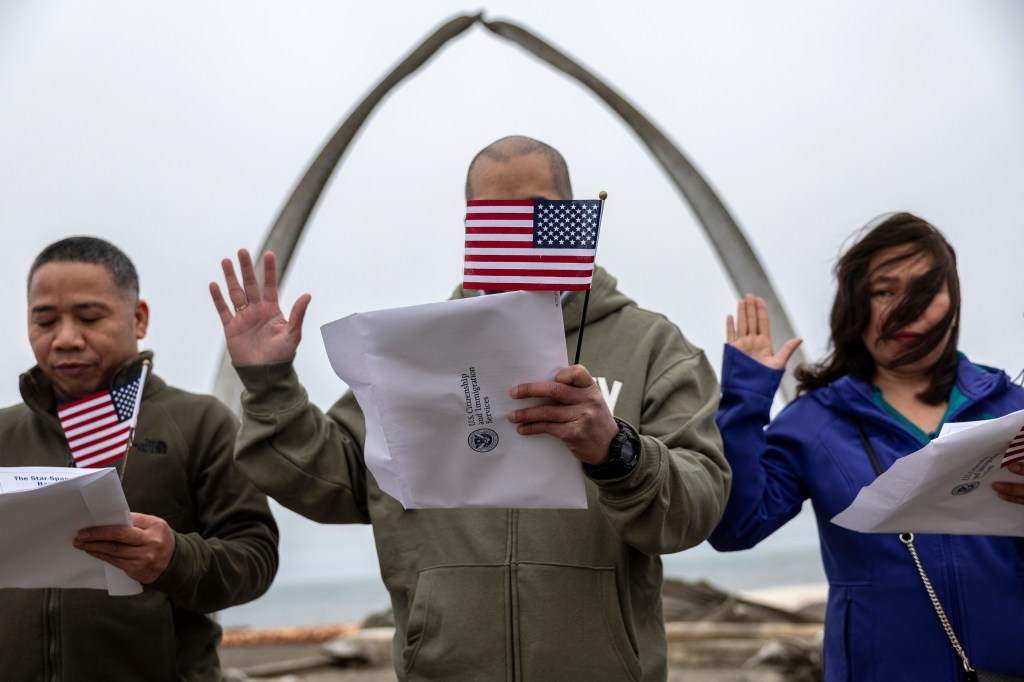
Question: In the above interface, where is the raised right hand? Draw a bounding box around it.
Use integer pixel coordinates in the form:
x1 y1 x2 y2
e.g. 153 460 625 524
726 294 803 370
209 249 311 366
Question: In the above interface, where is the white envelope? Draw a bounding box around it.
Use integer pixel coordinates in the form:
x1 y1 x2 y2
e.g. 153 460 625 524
320 290 587 509
831 409 1024 535
0 466 142 595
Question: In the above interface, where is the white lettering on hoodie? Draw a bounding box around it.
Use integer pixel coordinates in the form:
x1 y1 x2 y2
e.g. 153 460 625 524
595 377 622 412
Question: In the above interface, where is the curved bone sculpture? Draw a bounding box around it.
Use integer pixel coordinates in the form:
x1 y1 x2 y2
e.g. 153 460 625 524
213 12 805 406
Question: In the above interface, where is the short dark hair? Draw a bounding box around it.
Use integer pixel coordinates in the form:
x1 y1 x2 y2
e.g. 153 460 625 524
29 236 139 298
465 135 573 200
795 212 960 404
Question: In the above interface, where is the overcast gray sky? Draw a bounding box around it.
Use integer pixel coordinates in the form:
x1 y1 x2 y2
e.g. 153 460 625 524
2 1 1022 609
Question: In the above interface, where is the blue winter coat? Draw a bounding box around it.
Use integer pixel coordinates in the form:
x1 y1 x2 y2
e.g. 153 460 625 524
708 345 1024 681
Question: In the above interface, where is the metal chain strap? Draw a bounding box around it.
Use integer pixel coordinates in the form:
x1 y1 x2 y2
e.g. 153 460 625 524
900 532 974 675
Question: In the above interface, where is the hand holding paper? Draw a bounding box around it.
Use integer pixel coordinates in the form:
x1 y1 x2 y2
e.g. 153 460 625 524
0 466 142 595
992 461 1024 504
320 290 588 509
832 409 1024 535
508 364 619 466
74 512 176 584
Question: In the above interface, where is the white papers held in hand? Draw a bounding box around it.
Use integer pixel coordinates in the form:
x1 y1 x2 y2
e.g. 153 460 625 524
0 466 142 595
831 409 1024 536
320 290 587 510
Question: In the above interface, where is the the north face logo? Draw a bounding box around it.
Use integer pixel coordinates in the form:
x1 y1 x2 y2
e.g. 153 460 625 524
134 439 168 454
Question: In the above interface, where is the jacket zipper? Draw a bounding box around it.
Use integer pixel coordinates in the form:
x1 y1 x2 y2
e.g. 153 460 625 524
506 507 518 682
940 535 967 665
45 588 60 682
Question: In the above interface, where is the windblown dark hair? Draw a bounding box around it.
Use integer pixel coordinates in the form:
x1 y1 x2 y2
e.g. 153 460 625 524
795 212 960 404
29 236 139 298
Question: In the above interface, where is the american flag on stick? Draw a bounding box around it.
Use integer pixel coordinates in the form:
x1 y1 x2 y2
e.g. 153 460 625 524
464 198 604 291
57 365 149 469
1001 425 1024 468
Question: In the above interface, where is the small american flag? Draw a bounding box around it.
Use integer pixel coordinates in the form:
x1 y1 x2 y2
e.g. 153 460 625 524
57 374 145 468
1001 426 1024 468
464 198 603 291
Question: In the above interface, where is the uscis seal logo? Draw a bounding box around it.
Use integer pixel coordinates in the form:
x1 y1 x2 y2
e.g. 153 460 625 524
469 428 498 453
951 482 980 496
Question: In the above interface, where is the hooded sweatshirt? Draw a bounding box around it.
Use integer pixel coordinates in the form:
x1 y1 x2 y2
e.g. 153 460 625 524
709 344 1024 680
233 267 729 682
0 352 279 682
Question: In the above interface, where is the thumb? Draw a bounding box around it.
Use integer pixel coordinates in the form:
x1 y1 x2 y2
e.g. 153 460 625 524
775 337 804 367
286 294 312 337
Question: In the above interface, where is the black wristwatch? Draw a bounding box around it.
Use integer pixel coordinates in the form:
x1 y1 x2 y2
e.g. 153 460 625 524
583 418 641 480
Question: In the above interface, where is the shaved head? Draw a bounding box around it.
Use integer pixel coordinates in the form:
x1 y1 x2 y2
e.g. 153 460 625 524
465 136 572 200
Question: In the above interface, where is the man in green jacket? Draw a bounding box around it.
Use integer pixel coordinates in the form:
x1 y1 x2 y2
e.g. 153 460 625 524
211 136 729 681
0 236 279 681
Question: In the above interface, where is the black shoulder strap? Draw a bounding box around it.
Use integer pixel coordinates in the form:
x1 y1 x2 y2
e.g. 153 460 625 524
853 418 884 478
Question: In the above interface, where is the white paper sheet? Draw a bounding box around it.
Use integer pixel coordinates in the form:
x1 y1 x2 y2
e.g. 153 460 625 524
320 290 587 509
0 466 142 595
831 409 1024 535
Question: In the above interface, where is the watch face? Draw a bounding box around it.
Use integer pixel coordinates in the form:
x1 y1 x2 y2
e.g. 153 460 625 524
620 440 638 465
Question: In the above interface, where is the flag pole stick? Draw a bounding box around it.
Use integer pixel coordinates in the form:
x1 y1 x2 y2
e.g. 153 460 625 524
573 191 607 365
119 359 150 483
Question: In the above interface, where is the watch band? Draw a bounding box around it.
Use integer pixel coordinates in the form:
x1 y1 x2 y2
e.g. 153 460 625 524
583 418 641 480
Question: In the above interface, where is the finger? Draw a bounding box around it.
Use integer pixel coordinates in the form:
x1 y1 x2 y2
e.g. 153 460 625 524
262 252 280 306
76 525 143 546
510 381 574 403
743 294 758 338
1008 462 1024 477
726 314 736 344
514 420 569 439
209 282 234 326
237 249 261 305
776 337 804 366
756 297 771 339
221 257 247 309
992 482 1024 505
508 404 573 425
80 549 127 565
735 298 748 337
555 365 594 388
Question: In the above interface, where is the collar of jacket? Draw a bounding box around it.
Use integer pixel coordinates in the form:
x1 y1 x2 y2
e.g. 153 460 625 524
18 350 160 422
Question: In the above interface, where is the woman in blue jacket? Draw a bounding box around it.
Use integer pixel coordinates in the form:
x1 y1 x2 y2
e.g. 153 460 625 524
708 212 1024 681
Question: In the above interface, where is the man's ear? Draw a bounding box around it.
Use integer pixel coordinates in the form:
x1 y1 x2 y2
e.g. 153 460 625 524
135 299 150 340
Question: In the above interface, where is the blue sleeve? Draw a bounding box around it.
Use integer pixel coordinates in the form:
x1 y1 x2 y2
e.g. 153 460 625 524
708 344 811 551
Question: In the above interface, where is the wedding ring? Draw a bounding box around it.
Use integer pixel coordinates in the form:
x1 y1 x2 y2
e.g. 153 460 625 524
234 303 248 313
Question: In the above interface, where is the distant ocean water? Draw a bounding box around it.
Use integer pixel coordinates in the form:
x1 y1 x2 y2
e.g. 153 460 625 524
220 502 826 629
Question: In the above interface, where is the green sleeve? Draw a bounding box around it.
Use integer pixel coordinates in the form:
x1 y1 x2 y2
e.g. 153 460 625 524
232 361 371 525
591 343 731 555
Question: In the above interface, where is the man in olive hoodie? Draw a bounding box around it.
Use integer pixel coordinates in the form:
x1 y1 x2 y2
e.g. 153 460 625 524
211 136 729 681
0 236 279 681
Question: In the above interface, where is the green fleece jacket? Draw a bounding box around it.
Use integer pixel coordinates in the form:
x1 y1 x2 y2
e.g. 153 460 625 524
0 352 279 682
234 268 729 682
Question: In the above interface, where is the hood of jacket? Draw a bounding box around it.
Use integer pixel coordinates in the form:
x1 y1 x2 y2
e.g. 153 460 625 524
451 265 634 334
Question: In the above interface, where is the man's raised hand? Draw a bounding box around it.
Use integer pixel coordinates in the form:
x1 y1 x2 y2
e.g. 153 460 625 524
210 249 311 366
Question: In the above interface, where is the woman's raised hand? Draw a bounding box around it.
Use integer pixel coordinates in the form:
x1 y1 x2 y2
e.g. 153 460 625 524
726 294 803 370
